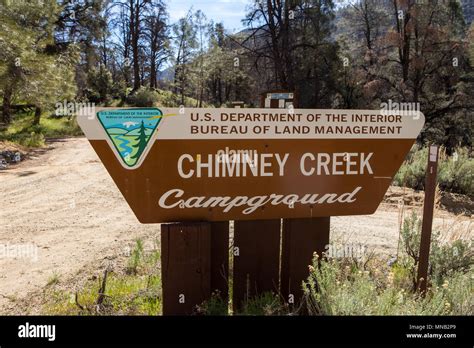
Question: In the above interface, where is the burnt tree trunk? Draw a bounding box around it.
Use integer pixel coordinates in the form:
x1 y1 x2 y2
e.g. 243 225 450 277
2 86 13 124
130 0 141 92
33 106 42 126
150 58 157 89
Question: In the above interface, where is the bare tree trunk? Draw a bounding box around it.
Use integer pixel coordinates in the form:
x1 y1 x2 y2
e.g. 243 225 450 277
33 106 41 126
150 59 156 88
217 78 222 106
198 85 203 107
131 0 141 91
2 86 12 124
133 44 140 91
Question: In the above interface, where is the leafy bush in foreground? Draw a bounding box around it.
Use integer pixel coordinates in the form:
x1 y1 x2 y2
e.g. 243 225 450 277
304 212 473 315
304 258 473 315
398 211 473 288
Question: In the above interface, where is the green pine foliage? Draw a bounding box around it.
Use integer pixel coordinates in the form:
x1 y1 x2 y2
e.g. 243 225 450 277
0 0 77 124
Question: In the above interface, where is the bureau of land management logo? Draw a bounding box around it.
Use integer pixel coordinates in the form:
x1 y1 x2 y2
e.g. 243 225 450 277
97 108 163 168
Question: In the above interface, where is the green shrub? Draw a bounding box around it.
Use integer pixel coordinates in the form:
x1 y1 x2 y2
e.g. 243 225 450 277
399 211 473 287
394 145 474 196
197 291 228 315
86 64 114 105
126 239 144 275
430 239 473 286
304 257 473 315
45 272 162 315
438 148 474 196
391 263 413 290
393 145 428 190
304 212 473 315
127 87 159 107
0 110 83 148
154 89 212 107
156 89 179 107
240 292 287 316
21 132 45 147
437 269 474 315
43 239 162 315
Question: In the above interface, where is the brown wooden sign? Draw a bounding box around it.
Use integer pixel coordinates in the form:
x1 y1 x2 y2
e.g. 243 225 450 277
78 107 424 223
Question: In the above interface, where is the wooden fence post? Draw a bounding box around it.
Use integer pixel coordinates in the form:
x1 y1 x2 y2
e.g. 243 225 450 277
416 145 439 293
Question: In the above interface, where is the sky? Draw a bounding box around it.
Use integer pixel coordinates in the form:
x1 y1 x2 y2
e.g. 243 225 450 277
166 0 249 33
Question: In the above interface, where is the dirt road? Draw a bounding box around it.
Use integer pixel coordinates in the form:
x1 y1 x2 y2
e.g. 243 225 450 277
0 138 160 313
0 138 471 313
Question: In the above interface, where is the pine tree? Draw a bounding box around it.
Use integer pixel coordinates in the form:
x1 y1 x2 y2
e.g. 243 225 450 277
132 121 148 160
0 0 77 125
173 10 198 105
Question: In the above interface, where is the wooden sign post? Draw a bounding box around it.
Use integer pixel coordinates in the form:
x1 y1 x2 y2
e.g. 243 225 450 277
161 222 211 315
161 221 229 315
281 217 330 308
416 145 439 293
264 91 330 309
232 92 298 311
78 106 425 314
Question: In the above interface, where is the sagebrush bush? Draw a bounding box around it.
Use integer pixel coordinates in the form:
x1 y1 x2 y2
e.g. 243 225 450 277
438 148 474 196
399 211 473 287
394 145 474 196
428 236 473 286
304 257 473 315
304 212 473 315
393 145 428 190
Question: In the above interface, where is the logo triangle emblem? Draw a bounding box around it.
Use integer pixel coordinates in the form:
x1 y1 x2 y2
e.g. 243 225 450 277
97 108 163 168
